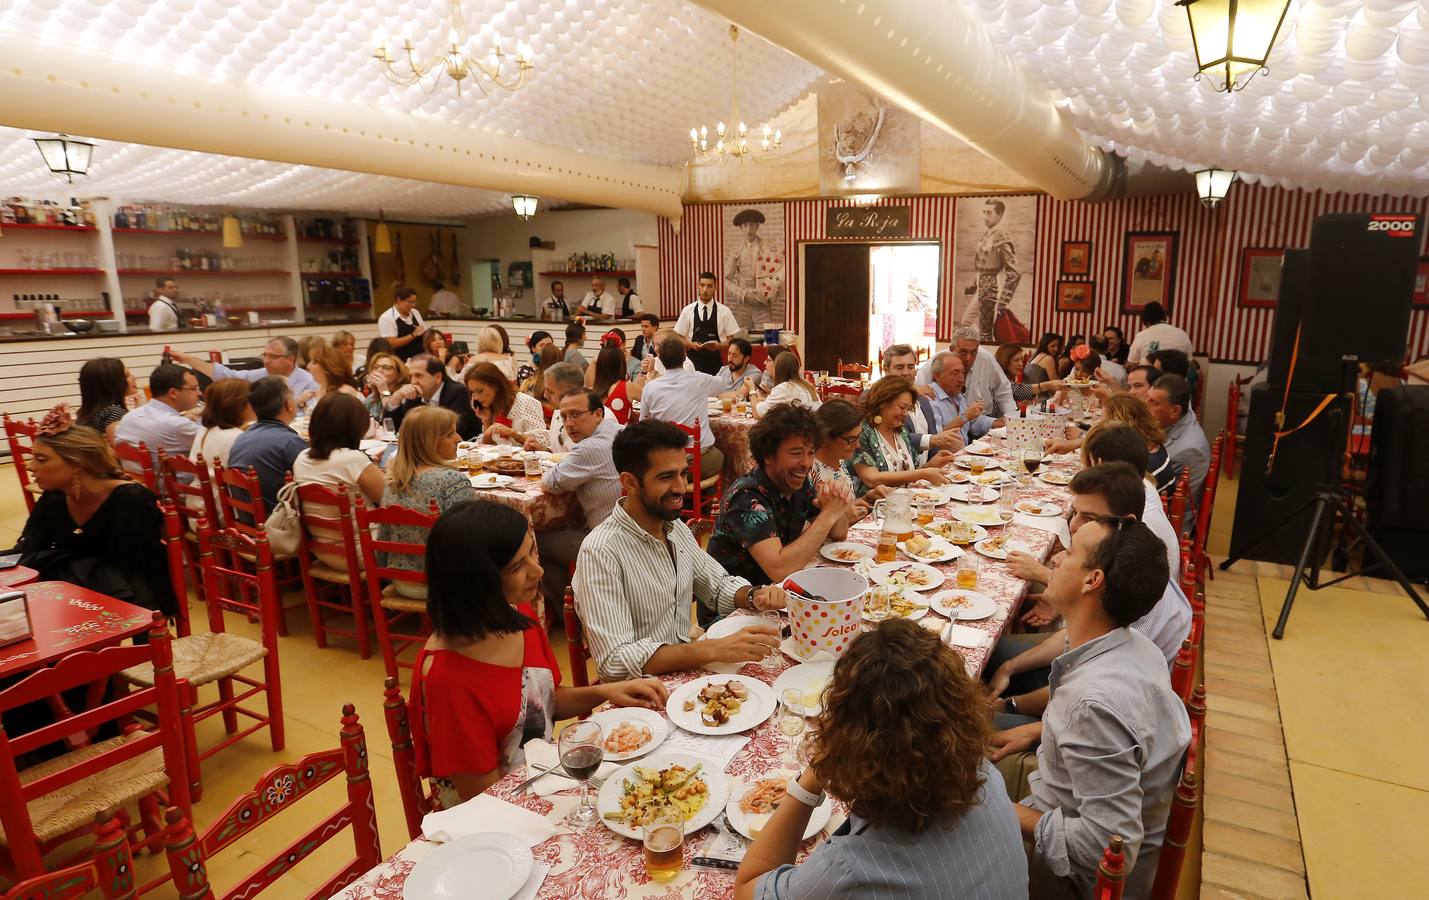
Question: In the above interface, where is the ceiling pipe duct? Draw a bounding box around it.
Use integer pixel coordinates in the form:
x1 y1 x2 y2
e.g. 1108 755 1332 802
690 0 1119 201
0 37 684 219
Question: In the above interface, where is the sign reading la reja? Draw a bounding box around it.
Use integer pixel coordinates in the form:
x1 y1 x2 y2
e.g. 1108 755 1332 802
826 206 911 239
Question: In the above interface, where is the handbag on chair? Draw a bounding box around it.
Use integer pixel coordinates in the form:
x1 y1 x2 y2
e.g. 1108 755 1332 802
262 481 303 559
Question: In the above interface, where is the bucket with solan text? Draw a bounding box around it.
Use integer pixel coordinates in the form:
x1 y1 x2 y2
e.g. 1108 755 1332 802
783 567 868 661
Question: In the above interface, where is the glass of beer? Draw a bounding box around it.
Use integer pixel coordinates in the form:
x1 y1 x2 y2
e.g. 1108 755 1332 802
523 453 542 481
969 458 986 477
875 529 898 563
721 396 733 413
643 809 685 883
465 449 481 477
914 496 935 526
956 552 979 590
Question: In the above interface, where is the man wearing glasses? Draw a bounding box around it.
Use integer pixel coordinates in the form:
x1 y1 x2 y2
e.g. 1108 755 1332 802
171 337 318 399
914 326 1017 420
115 362 203 473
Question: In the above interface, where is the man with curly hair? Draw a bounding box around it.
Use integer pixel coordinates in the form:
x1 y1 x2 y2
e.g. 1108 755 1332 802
707 404 860 586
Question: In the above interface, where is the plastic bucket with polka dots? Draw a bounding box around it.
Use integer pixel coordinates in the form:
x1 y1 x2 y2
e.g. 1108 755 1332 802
783 567 867 661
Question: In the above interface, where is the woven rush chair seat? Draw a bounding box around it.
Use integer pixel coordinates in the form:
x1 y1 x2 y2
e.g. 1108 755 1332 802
120 632 266 688
699 472 720 491
0 733 167 847
380 584 426 614
309 561 364 585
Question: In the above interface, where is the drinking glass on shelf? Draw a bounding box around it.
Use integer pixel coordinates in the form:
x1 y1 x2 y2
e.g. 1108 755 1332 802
778 688 807 765
761 609 784 665
642 809 685 883
558 720 605 828
956 552 979 590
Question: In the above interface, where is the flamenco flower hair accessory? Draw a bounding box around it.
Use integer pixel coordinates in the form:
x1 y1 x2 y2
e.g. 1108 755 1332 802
601 331 625 349
1069 344 1091 362
36 403 74 436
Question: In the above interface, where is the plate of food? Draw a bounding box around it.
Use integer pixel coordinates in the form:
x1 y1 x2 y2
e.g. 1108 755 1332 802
930 589 997 621
1015 499 1063 517
974 534 1013 560
972 471 1012 486
820 541 874 565
953 455 1002 470
470 473 514 489
596 754 731 840
946 469 971 484
863 583 929 620
963 442 998 456
587 707 668 762
1064 378 1095 388
906 487 950 506
772 660 835 716
945 483 1000 503
666 675 776 735
1039 470 1074 486
725 774 834 841
897 534 961 565
952 506 1005 527
923 520 989 545
866 561 944 592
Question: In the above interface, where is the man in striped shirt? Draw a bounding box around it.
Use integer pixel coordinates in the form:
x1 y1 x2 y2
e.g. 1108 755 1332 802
574 420 785 682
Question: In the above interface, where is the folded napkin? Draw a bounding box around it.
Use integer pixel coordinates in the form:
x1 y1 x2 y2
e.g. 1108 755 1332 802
421 793 556 847
523 739 621 797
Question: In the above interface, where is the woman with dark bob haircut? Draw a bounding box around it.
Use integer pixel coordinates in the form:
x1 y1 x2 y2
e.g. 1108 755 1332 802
408 500 669 805
735 619 1027 899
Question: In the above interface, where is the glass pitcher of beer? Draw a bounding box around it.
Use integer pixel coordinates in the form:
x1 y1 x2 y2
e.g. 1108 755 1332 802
873 489 915 543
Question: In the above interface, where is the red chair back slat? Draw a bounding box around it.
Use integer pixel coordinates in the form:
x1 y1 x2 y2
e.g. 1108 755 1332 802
200 527 279 634
161 502 192 637
295 482 370 657
2 414 40 513
162 705 380 900
1 810 137 900
1193 433 1224 582
1186 682 1206 773
0 616 191 879
672 419 722 521
1091 834 1127 900
562 585 591 688
160 451 222 532
114 441 158 494
383 678 438 841
821 383 862 402
1168 469 1190 536
355 498 440 681
1149 768 1200 900
835 359 870 380
213 463 268 538
1170 640 1197 704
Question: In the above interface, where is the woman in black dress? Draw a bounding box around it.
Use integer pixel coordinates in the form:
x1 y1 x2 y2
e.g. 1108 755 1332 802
75 357 133 444
13 405 177 618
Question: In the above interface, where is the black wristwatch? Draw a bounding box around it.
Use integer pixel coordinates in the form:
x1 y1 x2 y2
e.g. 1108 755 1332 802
1005 695 1019 715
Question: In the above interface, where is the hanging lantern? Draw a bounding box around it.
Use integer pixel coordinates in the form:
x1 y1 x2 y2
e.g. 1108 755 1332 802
32 134 95 183
374 211 393 254
1195 168 1237 208
512 195 539 219
1176 0 1292 92
222 214 244 248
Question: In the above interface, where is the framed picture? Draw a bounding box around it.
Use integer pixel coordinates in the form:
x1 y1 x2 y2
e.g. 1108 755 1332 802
1414 258 1429 309
1237 247 1283 309
1061 241 1092 277
1120 231 1178 314
1055 280 1095 313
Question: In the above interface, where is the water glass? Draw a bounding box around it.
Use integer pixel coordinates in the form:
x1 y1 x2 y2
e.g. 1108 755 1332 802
761 610 784 665
558 720 604 827
779 688 807 764
997 486 1018 525
523 453 542 481
382 417 396 440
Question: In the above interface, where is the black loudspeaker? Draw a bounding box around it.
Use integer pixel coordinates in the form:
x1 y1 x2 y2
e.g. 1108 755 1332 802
1228 383 1351 565
1266 250 1308 391
1284 213 1423 393
1364 385 1429 579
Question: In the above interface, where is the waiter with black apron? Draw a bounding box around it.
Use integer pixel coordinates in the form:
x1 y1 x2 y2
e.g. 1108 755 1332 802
675 271 738 375
378 286 428 362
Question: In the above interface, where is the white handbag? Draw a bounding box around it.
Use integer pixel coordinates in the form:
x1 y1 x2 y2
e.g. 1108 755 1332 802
262 480 302 559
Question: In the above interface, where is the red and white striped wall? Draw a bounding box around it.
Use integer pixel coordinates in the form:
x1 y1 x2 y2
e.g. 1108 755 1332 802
659 186 1429 363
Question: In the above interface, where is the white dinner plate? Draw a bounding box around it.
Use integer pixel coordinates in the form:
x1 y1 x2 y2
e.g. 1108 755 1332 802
944 483 1000 503
953 455 1002 470
963 442 998 456
929 589 997 621
772 661 835 716
863 584 928 621
667 675 776 735
819 541 874 565
403 832 532 900
596 753 731 841
974 536 1012 560
865 561 944 592
587 707 669 762
470 473 514 489
897 536 962 565
952 506 1006 527
922 520 990 545
943 622 992 649
725 775 834 841
1014 499 1063 517
971 470 1013 486
1038 470 1073 486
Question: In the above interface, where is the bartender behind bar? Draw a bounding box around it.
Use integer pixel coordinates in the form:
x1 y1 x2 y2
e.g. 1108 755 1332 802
147 277 184 332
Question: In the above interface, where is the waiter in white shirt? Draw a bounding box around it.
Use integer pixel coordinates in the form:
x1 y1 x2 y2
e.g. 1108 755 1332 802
427 280 464 317
146 276 184 332
377 286 427 362
575 276 615 320
674 271 741 375
616 277 643 318
543 280 570 320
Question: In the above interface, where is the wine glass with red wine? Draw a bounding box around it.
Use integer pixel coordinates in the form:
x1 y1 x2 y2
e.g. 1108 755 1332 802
558 720 605 827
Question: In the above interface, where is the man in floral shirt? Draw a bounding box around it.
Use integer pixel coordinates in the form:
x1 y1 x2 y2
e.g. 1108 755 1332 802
708 404 859 586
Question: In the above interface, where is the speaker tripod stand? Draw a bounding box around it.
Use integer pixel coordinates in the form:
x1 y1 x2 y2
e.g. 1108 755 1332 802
1220 488 1429 639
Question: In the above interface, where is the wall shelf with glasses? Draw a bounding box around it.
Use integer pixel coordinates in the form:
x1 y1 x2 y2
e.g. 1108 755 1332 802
538 270 636 277
0 268 105 276
117 269 290 276
301 271 363 278
296 236 357 246
0 222 97 233
112 228 288 241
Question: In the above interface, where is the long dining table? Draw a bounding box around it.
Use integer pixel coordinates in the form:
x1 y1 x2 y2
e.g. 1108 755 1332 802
334 441 1081 900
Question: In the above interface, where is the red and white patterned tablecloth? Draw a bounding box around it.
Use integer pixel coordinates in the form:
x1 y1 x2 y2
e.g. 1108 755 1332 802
334 455 1078 900
476 475 585 533
709 413 755 483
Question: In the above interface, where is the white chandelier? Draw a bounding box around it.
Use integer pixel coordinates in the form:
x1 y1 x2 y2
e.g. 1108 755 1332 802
688 26 782 164
373 0 533 96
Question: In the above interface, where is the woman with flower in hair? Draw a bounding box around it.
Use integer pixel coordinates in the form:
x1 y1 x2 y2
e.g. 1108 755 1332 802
11 404 177 617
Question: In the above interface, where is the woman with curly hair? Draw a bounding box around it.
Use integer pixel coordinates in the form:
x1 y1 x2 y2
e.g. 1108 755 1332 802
734 618 1026 899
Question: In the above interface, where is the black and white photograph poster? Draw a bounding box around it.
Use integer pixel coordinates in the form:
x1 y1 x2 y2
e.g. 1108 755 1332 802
722 202 787 332
953 195 1037 344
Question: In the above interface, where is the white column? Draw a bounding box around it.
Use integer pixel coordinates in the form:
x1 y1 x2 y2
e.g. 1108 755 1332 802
281 214 305 324
90 198 128 333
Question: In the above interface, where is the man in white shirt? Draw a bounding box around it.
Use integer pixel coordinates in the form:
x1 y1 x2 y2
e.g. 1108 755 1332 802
616 277 643 318
640 337 743 477
916 326 1016 420
146 277 183 332
376 286 427 362
543 280 570 320
426 280 464 317
884 344 964 463
674 271 742 374
115 363 202 473
1127 301 1193 365
523 362 586 453
714 337 763 392
576 276 615 320
172 338 319 400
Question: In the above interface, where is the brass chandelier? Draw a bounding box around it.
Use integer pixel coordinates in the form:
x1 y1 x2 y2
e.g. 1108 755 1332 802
688 26 782 163
374 0 533 96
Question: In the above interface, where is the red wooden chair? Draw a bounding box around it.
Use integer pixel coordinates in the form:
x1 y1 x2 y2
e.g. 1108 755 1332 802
382 678 440 841
562 585 592 688
1191 433 1224 584
2 414 40 512
821 382 862 402
213 465 301 634
113 441 158 494
159 451 222 605
160 502 193 638
355 498 440 682
1 810 137 900
1225 373 1253 478
835 359 870 380
0 615 191 881
160 704 381 899
295 483 372 659
673 419 723 521
1090 834 1127 900
1167 469 1190 536
119 527 284 801
1149 767 1201 900
1170 640 1198 704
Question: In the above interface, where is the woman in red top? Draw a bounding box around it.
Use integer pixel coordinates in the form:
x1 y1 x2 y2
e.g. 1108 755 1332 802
410 500 667 804
591 334 641 425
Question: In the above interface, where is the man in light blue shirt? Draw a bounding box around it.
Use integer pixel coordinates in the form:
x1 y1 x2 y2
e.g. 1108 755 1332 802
114 363 203 472
171 337 318 400
713 337 764 392
927 351 997 445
